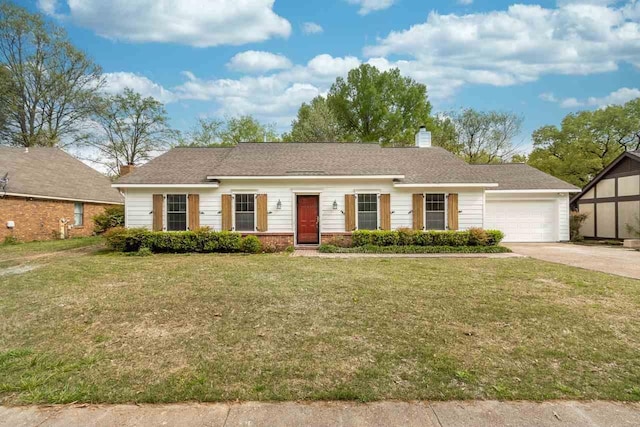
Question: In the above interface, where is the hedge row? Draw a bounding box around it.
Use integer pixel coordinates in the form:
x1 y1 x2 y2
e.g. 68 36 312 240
104 227 262 253
352 228 504 247
318 244 512 254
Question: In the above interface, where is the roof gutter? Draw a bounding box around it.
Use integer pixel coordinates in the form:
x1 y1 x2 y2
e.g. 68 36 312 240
206 175 405 180
2 192 123 205
486 189 580 193
112 183 220 189
393 183 499 188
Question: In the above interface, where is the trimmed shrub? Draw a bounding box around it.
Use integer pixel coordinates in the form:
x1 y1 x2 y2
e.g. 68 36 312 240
486 230 505 246
318 244 511 254
93 206 125 234
352 230 373 246
105 228 255 253
371 231 400 246
467 227 489 246
241 235 262 254
217 232 242 253
350 229 502 247
397 228 416 246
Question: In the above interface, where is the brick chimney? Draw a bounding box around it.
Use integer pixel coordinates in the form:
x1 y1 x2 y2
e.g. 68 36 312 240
119 163 135 176
415 126 432 148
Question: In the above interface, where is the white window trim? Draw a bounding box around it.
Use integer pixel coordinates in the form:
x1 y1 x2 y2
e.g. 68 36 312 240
424 192 448 231
231 193 257 232
355 192 381 231
164 193 189 232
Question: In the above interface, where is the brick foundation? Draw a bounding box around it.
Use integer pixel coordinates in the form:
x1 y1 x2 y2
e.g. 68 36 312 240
0 195 120 242
321 232 353 247
241 233 295 251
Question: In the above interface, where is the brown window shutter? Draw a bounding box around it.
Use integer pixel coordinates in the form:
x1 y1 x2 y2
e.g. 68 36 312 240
345 194 356 231
152 194 164 231
256 194 268 232
188 194 200 230
221 194 233 231
379 194 391 230
447 193 459 230
412 194 424 230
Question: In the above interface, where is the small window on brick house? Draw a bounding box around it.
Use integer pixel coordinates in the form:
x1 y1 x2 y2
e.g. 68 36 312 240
74 202 84 226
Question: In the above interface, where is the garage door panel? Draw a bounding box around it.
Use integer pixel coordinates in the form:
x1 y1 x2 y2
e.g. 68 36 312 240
486 200 557 242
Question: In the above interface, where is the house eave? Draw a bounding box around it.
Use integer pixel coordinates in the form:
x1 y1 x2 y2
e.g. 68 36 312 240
393 183 499 188
2 192 123 205
486 189 580 194
112 183 220 189
207 175 406 180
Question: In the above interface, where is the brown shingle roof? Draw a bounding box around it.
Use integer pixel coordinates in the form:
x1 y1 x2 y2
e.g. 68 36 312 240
115 143 578 191
117 143 494 185
473 164 579 191
0 147 123 204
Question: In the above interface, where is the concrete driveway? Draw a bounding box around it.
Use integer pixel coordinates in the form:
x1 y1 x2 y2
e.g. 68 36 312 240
505 243 640 280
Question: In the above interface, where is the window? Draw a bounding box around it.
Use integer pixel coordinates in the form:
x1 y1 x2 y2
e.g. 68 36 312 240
425 193 446 230
166 194 187 231
357 194 378 230
235 194 255 231
74 202 84 226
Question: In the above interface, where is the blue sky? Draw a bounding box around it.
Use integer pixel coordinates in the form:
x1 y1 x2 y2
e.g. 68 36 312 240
19 0 640 152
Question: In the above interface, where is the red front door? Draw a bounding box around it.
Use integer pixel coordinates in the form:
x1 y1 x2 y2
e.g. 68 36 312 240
297 195 319 244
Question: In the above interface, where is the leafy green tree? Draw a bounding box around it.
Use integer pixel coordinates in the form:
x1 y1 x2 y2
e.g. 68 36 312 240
80 88 176 175
326 64 432 146
528 99 640 187
180 115 279 146
0 2 102 147
433 109 523 163
282 96 344 142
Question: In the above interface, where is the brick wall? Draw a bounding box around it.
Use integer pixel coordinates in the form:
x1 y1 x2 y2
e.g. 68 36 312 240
0 196 119 242
321 232 353 247
241 233 294 251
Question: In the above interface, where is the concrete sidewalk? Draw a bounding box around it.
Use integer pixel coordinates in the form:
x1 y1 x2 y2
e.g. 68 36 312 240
2 400 640 427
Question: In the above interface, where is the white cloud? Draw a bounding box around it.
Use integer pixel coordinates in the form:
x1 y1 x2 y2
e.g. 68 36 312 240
39 0 291 47
539 87 640 109
458 0 473 5
36 0 59 16
103 72 176 104
173 54 361 127
539 92 558 102
302 22 324 34
364 2 640 93
347 0 396 15
227 51 293 73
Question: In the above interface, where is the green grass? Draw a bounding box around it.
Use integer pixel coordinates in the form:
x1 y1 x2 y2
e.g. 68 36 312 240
1 250 640 404
318 244 512 253
0 236 103 261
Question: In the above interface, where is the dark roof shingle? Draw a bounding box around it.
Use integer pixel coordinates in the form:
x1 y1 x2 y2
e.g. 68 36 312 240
0 147 123 203
117 143 494 185
473 164 579 191
115 143 578 191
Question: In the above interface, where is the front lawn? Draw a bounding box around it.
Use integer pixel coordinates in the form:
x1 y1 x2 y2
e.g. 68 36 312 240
1 251 640 404
0 236 103 261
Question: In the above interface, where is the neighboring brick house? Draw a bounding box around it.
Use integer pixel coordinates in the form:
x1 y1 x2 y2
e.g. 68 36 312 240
0 147 123 242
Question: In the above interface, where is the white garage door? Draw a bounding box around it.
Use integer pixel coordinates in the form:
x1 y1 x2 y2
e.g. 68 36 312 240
485 200 557 242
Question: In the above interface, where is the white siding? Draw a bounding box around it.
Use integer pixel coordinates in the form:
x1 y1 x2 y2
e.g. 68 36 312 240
123 181 485 233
